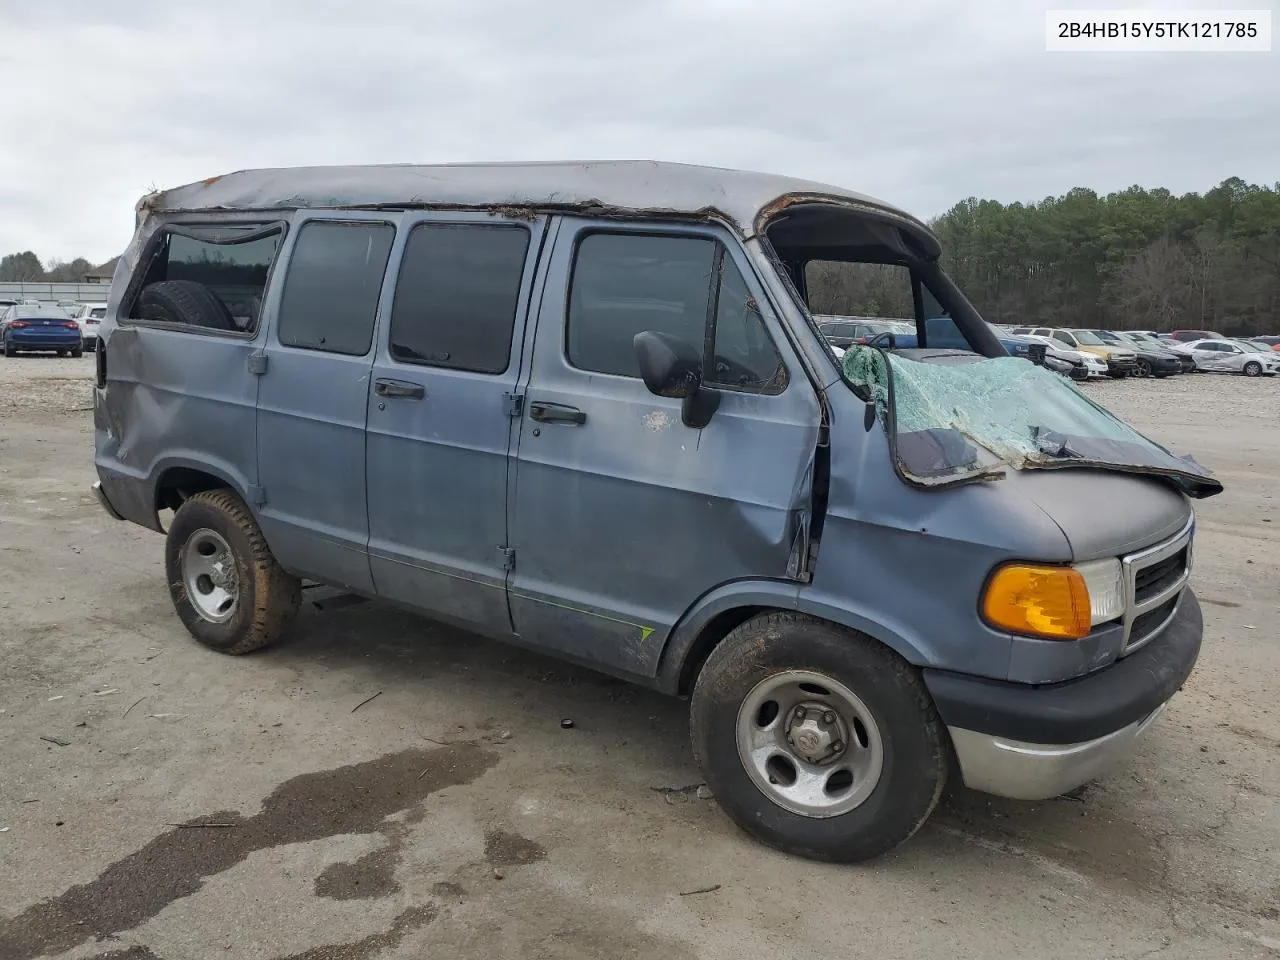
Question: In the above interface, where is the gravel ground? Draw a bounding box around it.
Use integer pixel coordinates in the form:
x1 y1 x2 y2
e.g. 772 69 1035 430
1 355 1278 960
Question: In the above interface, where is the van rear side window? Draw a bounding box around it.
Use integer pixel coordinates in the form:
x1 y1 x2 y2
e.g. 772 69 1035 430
125 225 283 333
276 220 395 356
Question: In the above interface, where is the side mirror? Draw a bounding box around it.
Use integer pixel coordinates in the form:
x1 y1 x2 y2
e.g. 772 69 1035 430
633 331 721 429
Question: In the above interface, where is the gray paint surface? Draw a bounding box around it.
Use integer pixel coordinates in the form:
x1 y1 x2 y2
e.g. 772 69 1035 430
365 211 548 637
505 217 822 674
141 160 934 244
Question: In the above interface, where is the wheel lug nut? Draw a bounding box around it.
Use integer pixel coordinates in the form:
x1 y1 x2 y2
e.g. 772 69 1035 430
831 740 843 753
793 706 806 720
823 711 836 724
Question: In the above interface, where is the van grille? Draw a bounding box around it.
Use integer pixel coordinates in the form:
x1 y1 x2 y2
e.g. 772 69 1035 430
1134 546 1188 603
1120 519 1193 656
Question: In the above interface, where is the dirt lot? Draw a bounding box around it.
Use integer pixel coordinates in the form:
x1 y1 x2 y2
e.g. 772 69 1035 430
1 355 1277 960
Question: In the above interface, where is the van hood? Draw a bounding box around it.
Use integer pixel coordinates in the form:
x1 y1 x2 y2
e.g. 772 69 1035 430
1003 469 1191 560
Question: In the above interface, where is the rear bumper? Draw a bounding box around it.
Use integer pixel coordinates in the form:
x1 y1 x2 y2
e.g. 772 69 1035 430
6 335 80 350
925 590 1201 800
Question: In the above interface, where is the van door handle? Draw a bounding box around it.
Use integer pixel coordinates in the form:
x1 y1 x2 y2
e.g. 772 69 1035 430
374 378 425 400
529 402 586 425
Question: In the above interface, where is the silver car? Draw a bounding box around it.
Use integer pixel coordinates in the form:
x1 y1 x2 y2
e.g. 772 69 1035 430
1179 339 1280 376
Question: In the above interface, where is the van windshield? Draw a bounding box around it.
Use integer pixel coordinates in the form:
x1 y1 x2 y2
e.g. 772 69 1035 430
841 345 1221 497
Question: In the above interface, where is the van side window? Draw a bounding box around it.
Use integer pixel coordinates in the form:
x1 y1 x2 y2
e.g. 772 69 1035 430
710 255 786 392
124 227 282 332
568 233 713 377
567 232 785 392
389 223 530 373
276 221 394 356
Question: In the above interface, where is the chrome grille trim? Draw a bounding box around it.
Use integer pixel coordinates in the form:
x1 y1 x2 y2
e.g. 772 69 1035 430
1119 516 1193 655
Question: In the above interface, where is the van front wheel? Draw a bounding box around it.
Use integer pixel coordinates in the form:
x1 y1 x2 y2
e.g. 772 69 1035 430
165 489 301 654
690 613 948 863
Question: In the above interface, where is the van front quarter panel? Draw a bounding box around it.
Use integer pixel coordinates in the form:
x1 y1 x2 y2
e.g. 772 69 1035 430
794 386 1073 682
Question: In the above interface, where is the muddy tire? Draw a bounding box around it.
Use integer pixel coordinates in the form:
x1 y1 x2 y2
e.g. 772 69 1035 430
690 612 948 863
165 489 300 654
137 280 236 331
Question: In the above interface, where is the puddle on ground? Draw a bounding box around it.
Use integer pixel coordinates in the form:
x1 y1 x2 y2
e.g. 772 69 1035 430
314 824 406 901
0 744 497 960
269 905 437 960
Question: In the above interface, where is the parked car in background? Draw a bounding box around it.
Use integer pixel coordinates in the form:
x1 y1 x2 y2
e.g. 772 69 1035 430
1169 329 1225 342
1018 333 1108 380
815 316 913 349
68 302 109 346
1090 330 1181 378
922 318 1034 357
1180 339 1280 376
1250 335 1280 350
1238 338 1280 354
1010 327 1138 378
1118 332 1197 373
0 302 83 357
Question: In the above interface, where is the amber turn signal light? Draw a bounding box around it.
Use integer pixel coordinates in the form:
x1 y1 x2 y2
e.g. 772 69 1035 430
982 564 1091 640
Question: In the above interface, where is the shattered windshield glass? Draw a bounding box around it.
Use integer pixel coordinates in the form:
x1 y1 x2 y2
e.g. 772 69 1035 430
841 346 1222 497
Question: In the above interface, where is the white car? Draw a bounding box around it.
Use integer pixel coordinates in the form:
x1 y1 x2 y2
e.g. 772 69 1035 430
1179 339 1280 376
1018 334 1109 379
68 303 108 347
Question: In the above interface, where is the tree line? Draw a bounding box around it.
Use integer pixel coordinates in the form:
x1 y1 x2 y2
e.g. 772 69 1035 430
930 177 1279 335
0 251 98 283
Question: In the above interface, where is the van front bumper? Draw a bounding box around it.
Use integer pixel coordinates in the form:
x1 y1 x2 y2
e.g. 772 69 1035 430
924 590 1202 801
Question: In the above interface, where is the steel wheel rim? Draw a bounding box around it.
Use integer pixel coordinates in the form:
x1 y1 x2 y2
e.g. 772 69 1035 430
181 528 239 623
735 670 885 819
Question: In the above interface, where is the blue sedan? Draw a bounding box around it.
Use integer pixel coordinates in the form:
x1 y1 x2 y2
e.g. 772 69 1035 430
1 303 84 357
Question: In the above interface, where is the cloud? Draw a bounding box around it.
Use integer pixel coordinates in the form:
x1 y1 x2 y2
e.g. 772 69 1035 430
1 0 1276 263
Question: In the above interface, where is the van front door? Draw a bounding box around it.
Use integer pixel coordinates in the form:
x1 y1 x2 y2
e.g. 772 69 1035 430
364 214 546 637
256 216 396 593
508 219 823 677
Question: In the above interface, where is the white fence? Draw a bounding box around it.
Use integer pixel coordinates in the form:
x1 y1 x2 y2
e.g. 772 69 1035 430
0 281 112 304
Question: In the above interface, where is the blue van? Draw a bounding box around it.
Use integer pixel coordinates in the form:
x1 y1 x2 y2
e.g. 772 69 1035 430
92 162 1219 862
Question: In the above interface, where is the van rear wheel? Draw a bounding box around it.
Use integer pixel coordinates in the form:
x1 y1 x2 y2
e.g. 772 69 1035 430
690 612 948 863
165 489 301 654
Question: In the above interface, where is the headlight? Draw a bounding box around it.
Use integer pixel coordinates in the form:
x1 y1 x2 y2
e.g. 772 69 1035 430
1074 557 1125 626
982 558 1124 640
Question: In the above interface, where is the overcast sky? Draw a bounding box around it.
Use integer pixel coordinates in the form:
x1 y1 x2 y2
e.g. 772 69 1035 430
1 0 1276 265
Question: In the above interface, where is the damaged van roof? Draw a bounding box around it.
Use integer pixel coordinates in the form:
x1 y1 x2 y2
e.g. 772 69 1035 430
141 160 934 243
